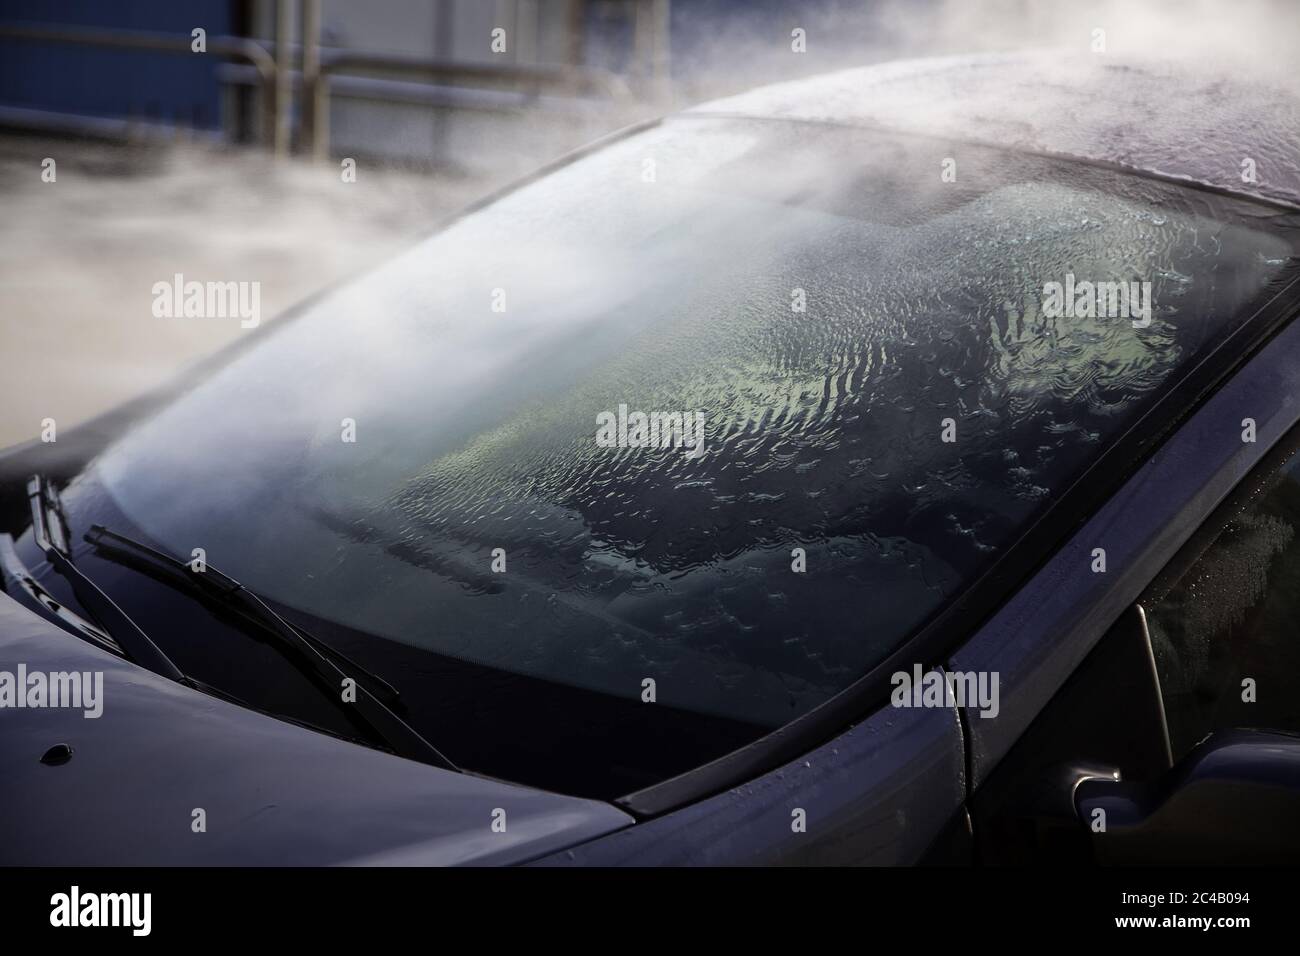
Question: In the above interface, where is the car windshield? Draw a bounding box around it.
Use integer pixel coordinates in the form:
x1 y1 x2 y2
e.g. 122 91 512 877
82 116 1295 796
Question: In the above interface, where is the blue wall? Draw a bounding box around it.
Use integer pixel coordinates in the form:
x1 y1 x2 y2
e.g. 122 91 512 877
0 0 235 129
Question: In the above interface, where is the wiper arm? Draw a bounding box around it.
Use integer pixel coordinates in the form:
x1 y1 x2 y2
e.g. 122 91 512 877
1 533 123 655
27 478 185 682
83 523 458 772
85 524 400 704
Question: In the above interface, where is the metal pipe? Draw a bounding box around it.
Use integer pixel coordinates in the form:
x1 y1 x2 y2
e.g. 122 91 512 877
634 0 672 104
319 47 633 101
274 0 295 156
0 21 279 147
301 0 326 158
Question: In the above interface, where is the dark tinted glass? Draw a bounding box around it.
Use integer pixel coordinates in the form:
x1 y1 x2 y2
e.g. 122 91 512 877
1146 429 1300 756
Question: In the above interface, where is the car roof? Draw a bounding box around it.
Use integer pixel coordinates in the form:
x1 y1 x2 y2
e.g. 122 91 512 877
689 52 1300 211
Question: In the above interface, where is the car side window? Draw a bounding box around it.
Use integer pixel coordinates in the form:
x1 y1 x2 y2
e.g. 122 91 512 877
1143 428 1300 759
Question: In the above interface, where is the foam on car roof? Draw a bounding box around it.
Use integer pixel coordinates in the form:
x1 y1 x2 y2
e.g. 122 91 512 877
690 52 1300 211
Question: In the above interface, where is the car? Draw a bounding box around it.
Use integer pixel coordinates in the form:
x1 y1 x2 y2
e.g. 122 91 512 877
3 51 1300 866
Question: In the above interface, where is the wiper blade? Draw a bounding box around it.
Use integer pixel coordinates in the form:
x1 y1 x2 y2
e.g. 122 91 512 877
20 477 452 771
85 525 399 704
83 523 458 772
0 533 123 655
27 477 185 682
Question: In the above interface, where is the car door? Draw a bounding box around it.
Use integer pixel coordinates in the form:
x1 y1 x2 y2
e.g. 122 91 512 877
965 316 1300 864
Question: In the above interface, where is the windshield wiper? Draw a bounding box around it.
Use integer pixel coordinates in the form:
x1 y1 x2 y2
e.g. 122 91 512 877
85 524 400 704
1 532 123 655
27 477 185 681
82 523 458 772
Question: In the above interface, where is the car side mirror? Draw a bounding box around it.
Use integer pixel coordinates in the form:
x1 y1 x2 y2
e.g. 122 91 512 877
1075 728 1300 864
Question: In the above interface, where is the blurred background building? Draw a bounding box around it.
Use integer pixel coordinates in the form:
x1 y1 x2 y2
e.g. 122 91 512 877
0 0 933 176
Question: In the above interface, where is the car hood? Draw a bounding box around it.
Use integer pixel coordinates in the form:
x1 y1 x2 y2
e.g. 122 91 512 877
0 591 632 865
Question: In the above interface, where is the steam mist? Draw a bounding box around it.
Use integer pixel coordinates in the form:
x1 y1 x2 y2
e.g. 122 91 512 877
1 0 1296 448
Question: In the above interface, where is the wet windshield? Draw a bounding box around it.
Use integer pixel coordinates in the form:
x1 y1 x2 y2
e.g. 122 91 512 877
85 117 1293 789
